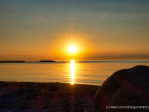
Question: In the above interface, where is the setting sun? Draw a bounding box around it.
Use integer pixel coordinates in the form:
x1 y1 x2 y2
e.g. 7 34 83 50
68 45 77 53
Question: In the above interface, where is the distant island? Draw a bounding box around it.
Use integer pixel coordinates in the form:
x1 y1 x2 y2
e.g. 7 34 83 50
0 61 25 63
0 60 56 63
39 60 56 62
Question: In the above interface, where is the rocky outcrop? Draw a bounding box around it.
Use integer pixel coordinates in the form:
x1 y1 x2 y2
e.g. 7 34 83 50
0 108 11 112
94 65 149 112
0 82 99 112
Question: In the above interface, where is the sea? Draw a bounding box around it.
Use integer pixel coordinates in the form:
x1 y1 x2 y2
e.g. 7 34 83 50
0 60 149 85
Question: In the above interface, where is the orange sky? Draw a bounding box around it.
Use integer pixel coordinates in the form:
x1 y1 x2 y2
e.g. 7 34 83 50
0 1 149 61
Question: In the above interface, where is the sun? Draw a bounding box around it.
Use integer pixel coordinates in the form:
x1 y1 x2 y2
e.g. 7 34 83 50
68 45 77 53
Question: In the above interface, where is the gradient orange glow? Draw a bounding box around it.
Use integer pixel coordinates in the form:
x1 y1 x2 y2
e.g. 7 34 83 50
46 33 94 60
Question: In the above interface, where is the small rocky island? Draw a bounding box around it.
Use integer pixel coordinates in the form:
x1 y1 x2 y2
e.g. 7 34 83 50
0 61 25 63
0 60 56 63
39 60 56 62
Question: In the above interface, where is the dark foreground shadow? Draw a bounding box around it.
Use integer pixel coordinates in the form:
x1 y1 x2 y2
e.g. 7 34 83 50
0 82 99 112
94 65 149 112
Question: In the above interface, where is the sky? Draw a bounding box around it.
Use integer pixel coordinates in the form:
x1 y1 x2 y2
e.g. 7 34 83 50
0 0 149 61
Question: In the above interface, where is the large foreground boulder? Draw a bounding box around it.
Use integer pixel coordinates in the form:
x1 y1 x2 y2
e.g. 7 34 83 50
94 65 149 112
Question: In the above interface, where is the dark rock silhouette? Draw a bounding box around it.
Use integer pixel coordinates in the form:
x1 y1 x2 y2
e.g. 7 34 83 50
94 65 149 112
0 81 99 112
0 108 11 112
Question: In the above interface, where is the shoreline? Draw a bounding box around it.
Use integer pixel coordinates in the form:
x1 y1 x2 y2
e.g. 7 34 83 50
0 81 100 112
0 80 101 86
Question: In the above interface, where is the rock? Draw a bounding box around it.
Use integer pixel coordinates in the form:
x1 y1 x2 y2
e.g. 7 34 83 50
94 65 149 112
0 108 12 112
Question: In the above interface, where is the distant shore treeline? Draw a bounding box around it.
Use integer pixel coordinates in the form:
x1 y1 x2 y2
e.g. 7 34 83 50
0 60 56 63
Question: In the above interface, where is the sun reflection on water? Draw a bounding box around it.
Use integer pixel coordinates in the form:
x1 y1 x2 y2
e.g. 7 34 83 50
70 60 75 84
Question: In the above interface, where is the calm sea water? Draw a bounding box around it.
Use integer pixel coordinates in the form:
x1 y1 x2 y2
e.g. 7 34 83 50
0 60 149 85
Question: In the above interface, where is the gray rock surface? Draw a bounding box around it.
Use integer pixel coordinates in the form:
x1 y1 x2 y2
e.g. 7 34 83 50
94 65 149 112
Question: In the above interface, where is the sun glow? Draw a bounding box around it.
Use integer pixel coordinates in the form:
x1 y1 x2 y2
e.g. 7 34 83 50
68 45 77 53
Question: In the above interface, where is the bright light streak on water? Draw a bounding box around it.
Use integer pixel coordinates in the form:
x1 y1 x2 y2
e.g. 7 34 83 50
70 60 75 84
